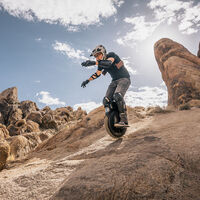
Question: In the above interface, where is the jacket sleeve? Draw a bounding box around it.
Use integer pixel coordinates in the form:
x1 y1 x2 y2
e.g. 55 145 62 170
98 60 113 69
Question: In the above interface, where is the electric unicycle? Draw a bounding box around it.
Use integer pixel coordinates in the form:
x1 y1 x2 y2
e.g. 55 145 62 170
104 100 127 138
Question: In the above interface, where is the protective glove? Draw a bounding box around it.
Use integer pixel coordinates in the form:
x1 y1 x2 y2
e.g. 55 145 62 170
81 60 96 67
81 79 89 88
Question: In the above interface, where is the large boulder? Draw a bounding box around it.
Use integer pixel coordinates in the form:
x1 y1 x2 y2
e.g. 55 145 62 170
9 131 53 159
51 108 200 200
7 124 20 136
7 119 40 136
26 111 42 124
55 107 75 121
20 100 39 118
9 135 31 159
0 124 9 140
22 132 42 149
74 107 87 120
7 108 23 125
0 87 19 125
0 112 4 124
154 38 200 109
41 112 58 130
41 106 51 114
26 120 40 133
8 119 27 136
0 140 10 171
0 87 18 104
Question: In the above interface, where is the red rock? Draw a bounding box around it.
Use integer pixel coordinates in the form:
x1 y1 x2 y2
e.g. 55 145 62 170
154 38 200 108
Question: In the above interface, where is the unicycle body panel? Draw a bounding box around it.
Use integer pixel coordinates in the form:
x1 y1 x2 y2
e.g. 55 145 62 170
104 101 127 138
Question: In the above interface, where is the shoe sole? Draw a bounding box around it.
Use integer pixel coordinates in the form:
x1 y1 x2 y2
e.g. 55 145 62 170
114 124 130 128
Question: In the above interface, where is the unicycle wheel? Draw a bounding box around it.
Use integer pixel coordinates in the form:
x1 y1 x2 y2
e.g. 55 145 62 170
104 110 127 138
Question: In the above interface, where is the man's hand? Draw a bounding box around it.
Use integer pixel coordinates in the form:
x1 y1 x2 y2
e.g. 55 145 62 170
81 80 89 88
81 60 96 67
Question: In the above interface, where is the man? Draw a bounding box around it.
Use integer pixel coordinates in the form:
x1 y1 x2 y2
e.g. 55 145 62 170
81 45 131 127
198 42 200 58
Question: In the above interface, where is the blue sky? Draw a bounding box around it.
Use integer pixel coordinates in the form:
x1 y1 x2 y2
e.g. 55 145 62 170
0 0 199 112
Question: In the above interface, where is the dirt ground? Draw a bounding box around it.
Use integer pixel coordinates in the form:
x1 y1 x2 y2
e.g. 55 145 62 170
0 107 200 200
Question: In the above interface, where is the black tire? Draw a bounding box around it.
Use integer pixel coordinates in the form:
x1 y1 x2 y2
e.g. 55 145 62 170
104 110 127 138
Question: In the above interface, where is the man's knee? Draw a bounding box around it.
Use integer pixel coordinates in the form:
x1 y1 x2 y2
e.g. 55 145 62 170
113 92 124 102
113 92 127 113
103 96 110 107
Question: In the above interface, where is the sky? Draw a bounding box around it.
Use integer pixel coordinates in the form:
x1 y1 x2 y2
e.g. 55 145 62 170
0 0 199 113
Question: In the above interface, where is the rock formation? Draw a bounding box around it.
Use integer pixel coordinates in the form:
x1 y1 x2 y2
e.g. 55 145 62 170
0 87 87 169
0 87 19 126
0 140 10 170
154 38 200 109
198 42 200 58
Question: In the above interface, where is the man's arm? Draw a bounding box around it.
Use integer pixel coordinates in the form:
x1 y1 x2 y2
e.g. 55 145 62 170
88 70 102 81
81 68 102 88
97 57 114 69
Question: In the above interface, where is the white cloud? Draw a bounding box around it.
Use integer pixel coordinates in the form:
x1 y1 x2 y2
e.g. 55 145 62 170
73 86 167 113
117 0 200 46
36 91 66 106
35 38 41 41
148 0 200 35
34 80 41 83
122 57 137 75
113 0 124 7
125 86 167 107
117 16 160 46
73 101 102 113
53 41 88 60
0 0 123 28
66 25 80 32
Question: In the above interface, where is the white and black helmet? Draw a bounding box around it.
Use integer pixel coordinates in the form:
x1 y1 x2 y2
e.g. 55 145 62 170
90 45 107 59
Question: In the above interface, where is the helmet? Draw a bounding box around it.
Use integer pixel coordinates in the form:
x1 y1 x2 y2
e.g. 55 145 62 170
90 45 107 59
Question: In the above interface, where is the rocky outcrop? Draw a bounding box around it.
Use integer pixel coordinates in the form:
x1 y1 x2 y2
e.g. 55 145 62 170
9 135 31 159
0 87 86 135
0 112 4 124
0 87 19 125
20 100 39 118
7 108 23 125
154 38 200 109
0 124 9 140
0 140 10 170
0 87 88 170
0 87 18 104
26 111 42 124
49 108 200 200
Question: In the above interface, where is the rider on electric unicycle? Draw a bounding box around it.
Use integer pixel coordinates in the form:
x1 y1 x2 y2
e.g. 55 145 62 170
81 45 131 128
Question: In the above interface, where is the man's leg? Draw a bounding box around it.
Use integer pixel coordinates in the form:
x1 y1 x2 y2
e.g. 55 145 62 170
113 78 131 126
103 81 117 111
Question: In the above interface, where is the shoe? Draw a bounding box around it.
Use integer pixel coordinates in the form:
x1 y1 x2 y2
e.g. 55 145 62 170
114 121 129 127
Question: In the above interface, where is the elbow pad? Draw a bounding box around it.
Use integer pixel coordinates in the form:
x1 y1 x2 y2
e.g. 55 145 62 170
98 60 112 69
90 72 101 80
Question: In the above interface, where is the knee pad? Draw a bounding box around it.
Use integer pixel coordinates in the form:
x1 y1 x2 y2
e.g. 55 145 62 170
103 96 110 107
113 92 123 102
113 93 126 113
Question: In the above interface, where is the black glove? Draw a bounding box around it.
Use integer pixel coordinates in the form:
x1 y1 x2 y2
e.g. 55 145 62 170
81 80 89 88
81 60 96 67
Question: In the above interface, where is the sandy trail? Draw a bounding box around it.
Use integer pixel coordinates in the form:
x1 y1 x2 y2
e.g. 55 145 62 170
0 117 151 200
